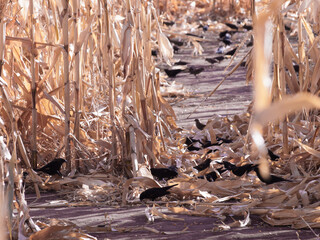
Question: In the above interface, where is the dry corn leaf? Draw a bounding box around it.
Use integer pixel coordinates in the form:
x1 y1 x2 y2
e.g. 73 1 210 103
191 41 203 55
29 225 97 240
294 139 320 159
158 31 173 65
121 22 134 78
151 205 184 221
254 93 320 127
145 207 155 222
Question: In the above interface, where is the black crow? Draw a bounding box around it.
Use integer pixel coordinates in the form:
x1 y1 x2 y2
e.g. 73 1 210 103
169 39 184 46
267 148 280 161
200 140 221 148
187 145 202 151
202 25 209 31
151 50 158 57
219 161 236 170
185 137 202 151
216 137 233 143
243 24 253 31
186 33 203 38
253 166 291 184
222 38 232 46
219 30 237 39
195 119 206 130
163 20 175 26
194 159 212 171
199 167 227 182
164 69 183 78
35 158 67 176
140 184 178 201
231 163 256 177
189 67 204 77
174 60 189 66
246 40 253 47
225 22 238 31
205 57 220 64
206 56 225 64
285 24 291 31
225 47 237 56
151 166 178 180
293 64 299 73
173 45 180 53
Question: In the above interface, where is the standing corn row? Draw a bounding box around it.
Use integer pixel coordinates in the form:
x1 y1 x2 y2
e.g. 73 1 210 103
29 0 38 169
72 0 81 169
62 0 71 170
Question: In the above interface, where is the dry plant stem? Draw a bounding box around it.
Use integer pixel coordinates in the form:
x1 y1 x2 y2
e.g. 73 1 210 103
150 71 160 166
0 144 4 239
29 0 37 169
129 125 138 176
250 0 255 44
95 0 102 141
7 147 14 238
145 5 154 165
297 16 305 91
72 0 81 170
0 88 18 237
251 6 272 179
0 15 5 78
17 135 40 198
0 185 5 240
0 84 41 198
212 0 216 14
98 0 102 73
62 0 71 170
0 10 11 236
105 2 117 165
251 0 255 18
278 13 289 154
273 12 289 154
299 216 319 238
136 11 151 165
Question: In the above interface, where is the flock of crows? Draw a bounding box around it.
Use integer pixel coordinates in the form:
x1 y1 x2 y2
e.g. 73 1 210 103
31 21 293 202
158 21 254 79
32 119 291 203
139 118 291 202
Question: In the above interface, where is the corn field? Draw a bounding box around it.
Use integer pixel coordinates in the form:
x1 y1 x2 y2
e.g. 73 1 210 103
1 0 320 238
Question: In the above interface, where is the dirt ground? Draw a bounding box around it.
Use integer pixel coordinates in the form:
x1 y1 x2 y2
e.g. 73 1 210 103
167 29 252 128
27 192 318 239
27 28 320 239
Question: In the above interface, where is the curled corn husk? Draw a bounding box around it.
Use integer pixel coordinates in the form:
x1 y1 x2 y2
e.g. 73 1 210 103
158 31 173 65
121 23 134 78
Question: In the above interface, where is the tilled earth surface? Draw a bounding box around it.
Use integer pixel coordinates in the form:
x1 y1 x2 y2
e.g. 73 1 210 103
165 29 252 128
27 193 318 239
28 28 320 239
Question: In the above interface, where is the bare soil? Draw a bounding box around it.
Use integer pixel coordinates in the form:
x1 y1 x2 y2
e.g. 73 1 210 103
167 30 252 128
27 192 318 239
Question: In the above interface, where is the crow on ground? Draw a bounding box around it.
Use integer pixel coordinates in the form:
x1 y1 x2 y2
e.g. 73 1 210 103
195 119 206 130
267 148 280 161
151 166 178 180
140 184 178 201
194 158 212 172
164 69 183 78
189 67 205 77
253 166 291 184
34 158 67 176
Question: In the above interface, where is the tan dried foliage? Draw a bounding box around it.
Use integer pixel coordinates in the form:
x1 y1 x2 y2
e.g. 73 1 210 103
2 0 320 239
